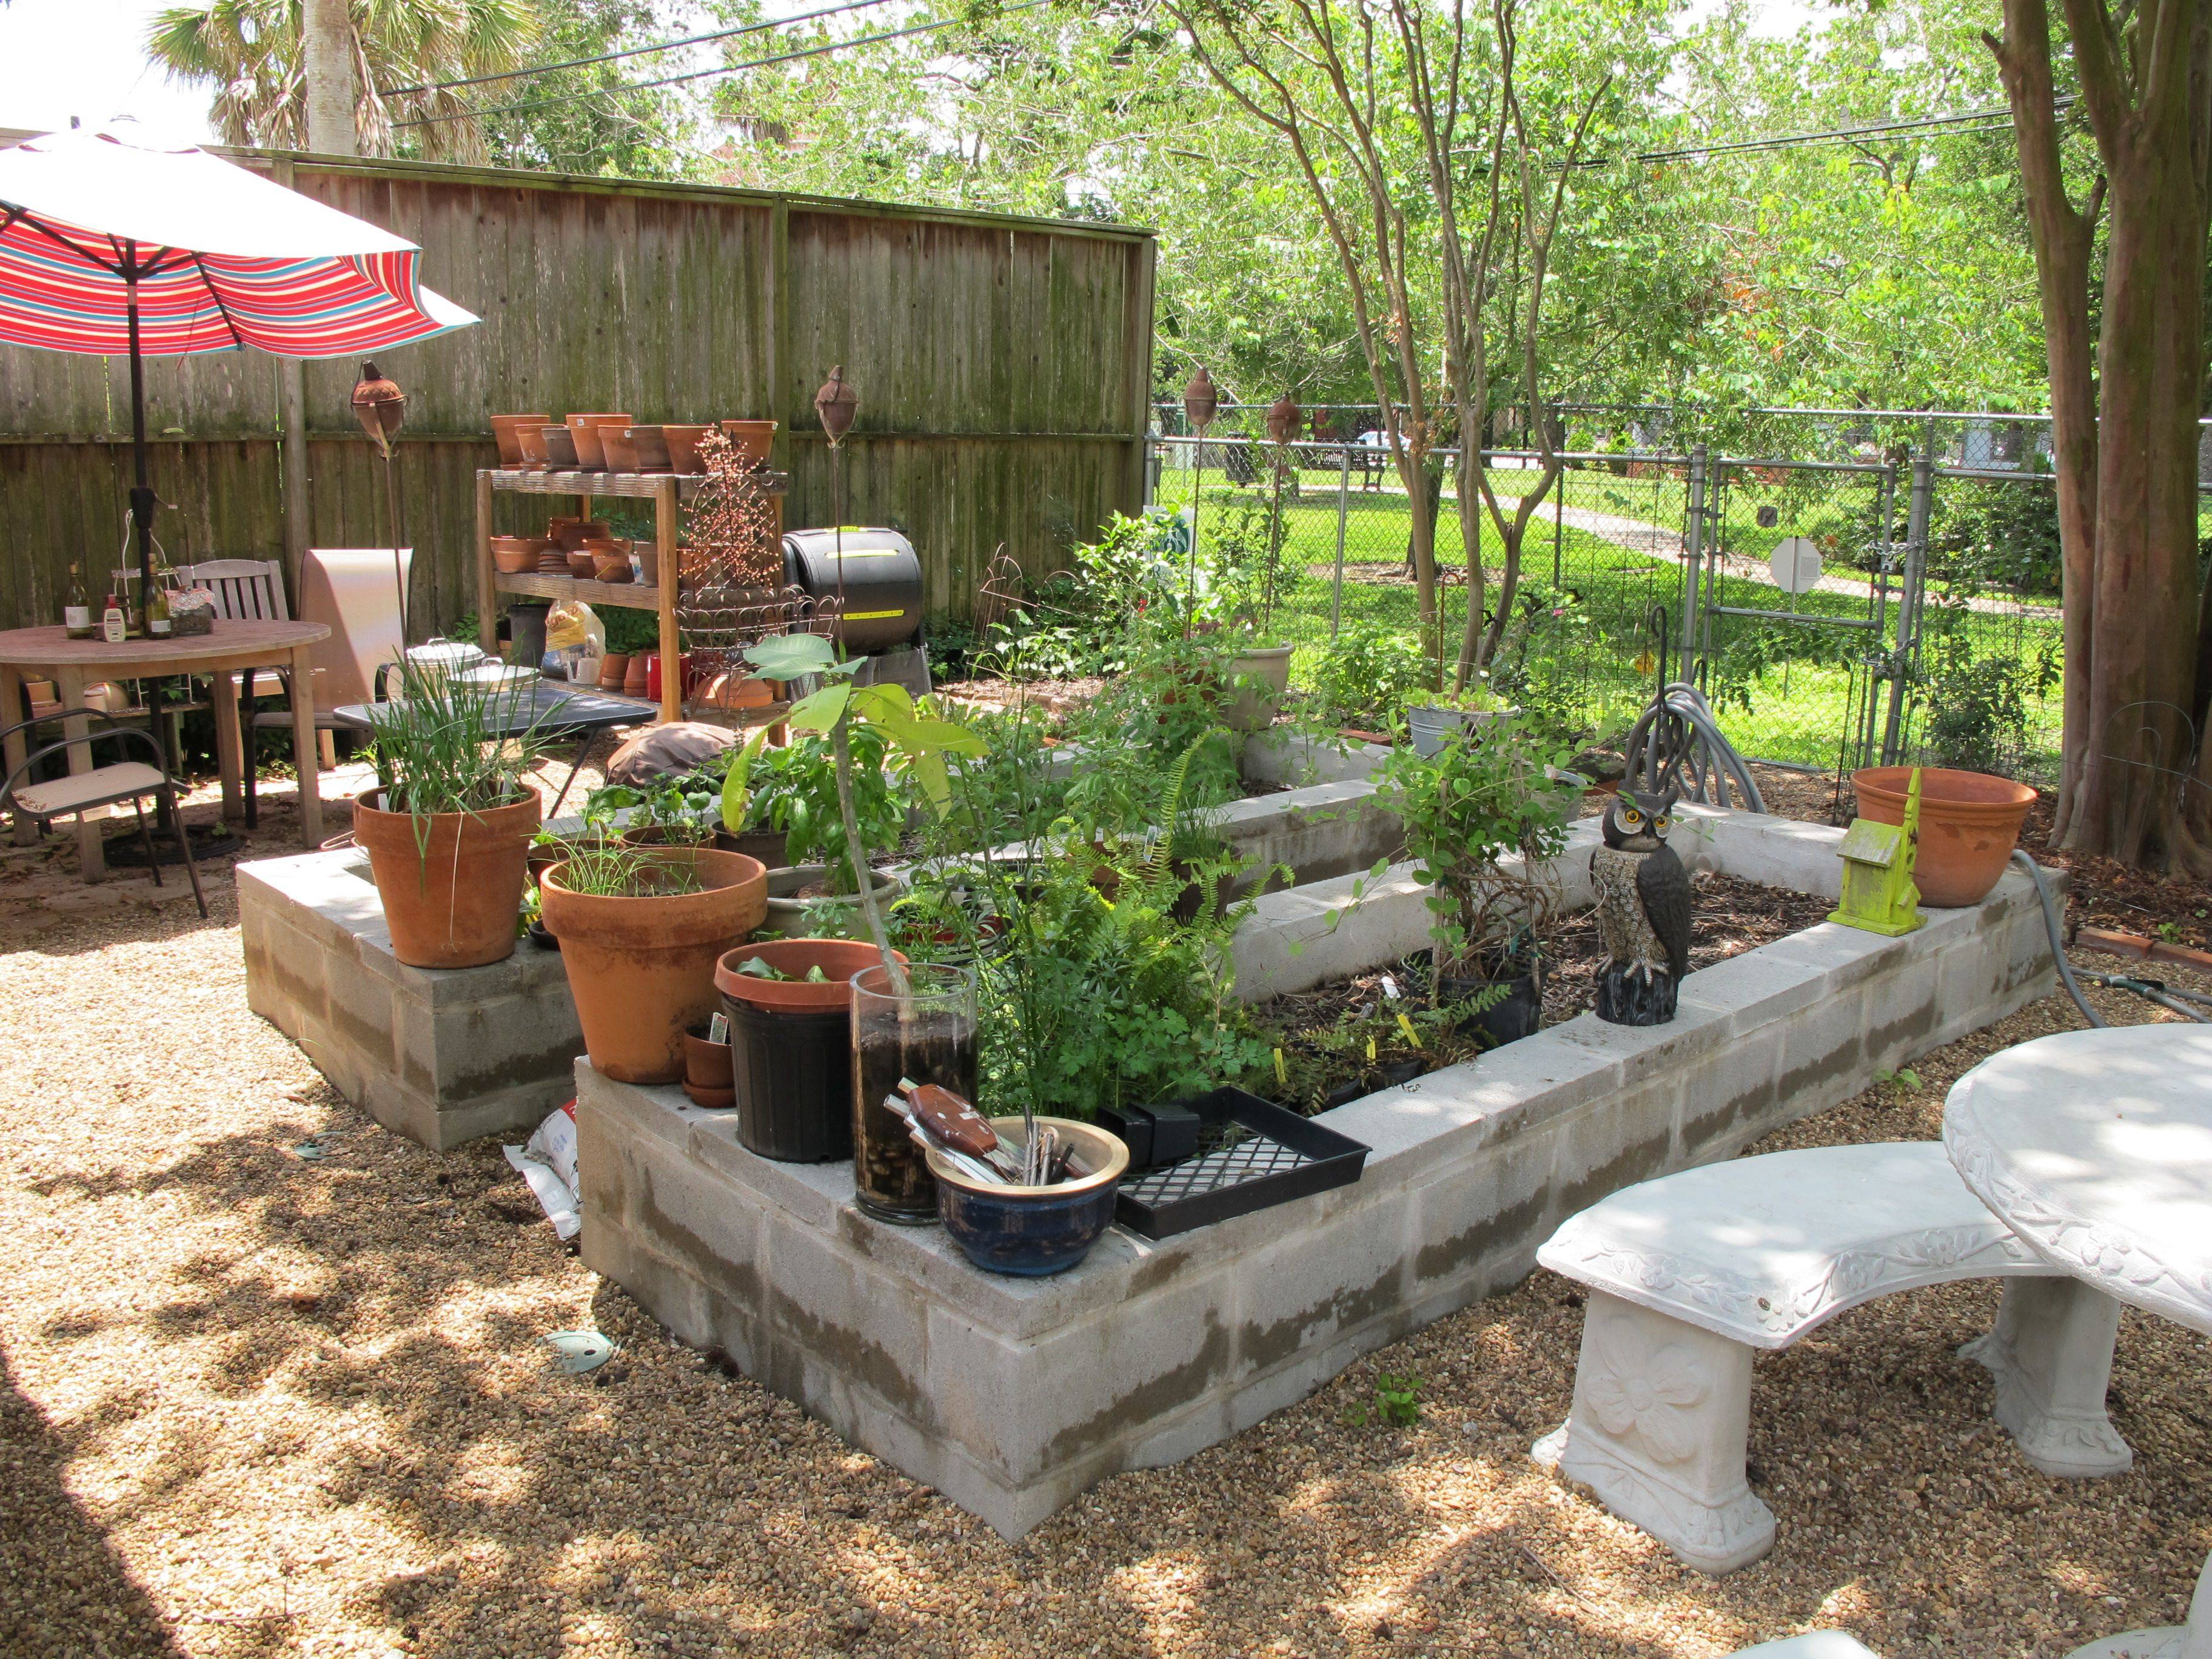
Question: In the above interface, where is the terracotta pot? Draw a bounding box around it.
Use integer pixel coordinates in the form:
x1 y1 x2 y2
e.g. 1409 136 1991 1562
632 540 660 586
566 413 629 469
626 425 672 472
540 846 769 1084
719 420 778 464
514 424 551 469
624 654 650 698
684 1028 735 1093
566 549 599 579
491 535 545 574
491 414 551 466
353 786 541 968
1851 766 2038 908
538 424 581 469
600 427 642 473
662 424 712 473
535 548 571 575
598 652 632 689
714 938 902 1014
549 517 611 552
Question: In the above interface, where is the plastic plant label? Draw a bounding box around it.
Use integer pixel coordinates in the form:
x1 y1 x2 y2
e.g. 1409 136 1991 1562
1396 1013 1423 1050
1379 974 1401 1000
542 1330 615 1375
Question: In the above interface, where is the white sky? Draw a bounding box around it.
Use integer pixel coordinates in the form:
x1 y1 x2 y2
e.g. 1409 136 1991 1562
0 0 1827 150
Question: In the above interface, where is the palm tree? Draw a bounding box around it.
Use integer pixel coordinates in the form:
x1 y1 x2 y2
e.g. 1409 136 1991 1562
147 0 537 162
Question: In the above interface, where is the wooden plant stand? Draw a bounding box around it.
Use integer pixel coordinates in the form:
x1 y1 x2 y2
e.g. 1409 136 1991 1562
474 466 787 724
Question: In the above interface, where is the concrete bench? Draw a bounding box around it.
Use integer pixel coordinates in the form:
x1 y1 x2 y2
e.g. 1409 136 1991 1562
1533 1141 2131 1574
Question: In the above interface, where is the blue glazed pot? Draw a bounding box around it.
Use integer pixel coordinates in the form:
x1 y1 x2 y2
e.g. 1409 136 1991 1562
927 1116 1130 1277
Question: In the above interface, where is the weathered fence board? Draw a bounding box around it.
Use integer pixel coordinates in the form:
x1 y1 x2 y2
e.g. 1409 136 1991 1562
0 143 1155 636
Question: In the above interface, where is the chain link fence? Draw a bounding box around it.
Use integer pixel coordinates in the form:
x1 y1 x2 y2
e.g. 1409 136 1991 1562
1145 429 2122 783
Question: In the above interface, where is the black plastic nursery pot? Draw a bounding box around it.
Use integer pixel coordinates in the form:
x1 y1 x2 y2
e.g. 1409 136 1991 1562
723 999 851 1161
1437 960 1544 1048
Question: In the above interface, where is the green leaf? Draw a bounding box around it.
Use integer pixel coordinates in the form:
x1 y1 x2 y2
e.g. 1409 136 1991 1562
720 731 769 832
744 634 842 680
786 685 853 732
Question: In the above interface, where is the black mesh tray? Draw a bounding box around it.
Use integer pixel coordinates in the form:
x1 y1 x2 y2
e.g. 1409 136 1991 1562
1113 1087 1369 1240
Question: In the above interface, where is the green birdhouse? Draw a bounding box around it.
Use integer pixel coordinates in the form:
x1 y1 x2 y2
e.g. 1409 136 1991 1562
1829 767 1925 936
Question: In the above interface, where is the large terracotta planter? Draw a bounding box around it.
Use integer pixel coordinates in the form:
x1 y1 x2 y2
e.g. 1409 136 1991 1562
1852 765 2037 908
540 846 768 1084
491 414 551 466
566 413 630 470
718 420 778 464
354 786 541 968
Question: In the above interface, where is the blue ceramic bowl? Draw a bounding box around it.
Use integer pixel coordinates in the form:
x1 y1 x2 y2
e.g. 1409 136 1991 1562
927 1116 1130 1276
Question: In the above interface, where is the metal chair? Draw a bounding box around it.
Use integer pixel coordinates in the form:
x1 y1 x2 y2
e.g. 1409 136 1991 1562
0 709 208 916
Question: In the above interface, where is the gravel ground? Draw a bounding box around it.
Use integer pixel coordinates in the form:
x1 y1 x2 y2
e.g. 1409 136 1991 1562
3 781 2210 1658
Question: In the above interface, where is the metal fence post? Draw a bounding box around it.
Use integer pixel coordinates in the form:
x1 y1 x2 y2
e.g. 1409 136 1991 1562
1681 444 1707 687
1880 449 1934 765
1330 444 1352 638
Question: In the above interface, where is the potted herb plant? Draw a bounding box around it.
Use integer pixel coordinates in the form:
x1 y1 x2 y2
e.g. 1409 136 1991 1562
538 837 768 1084
355 663 548 969
1373 715 1576 1045
714 938 898 1160
1404 675 1520 757
738 722 908 936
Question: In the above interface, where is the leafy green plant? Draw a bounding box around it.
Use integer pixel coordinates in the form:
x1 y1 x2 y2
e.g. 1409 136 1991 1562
1346 1371 1424 1427
1372 717 1577 987
740 726 905 887
1308 624 1432 729
360 659 551 830
1915 620 2054 776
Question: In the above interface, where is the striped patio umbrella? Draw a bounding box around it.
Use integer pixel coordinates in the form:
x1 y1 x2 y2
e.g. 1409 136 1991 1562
0 122 476 599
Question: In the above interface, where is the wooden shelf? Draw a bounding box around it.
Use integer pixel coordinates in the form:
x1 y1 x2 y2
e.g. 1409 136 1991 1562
481 467 788 501
494 573 664 611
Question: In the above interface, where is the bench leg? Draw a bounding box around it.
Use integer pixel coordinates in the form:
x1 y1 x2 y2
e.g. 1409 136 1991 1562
1962 1278 2132 1478
1533 1290 1775 1575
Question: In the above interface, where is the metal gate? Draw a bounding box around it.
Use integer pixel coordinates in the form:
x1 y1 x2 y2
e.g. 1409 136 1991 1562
1679 446 1922 775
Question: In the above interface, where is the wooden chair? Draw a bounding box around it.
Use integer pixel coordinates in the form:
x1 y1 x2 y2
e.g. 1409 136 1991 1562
0 708 207 915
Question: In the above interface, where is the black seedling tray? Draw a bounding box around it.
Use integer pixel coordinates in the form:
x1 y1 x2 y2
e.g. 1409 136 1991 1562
1113 1087 1369 1240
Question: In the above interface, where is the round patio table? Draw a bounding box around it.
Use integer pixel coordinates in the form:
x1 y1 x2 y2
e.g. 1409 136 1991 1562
0 620 330 874
1944 1025 2212 1659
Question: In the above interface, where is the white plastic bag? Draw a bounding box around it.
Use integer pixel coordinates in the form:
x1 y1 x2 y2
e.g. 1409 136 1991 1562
504 1099 581 1239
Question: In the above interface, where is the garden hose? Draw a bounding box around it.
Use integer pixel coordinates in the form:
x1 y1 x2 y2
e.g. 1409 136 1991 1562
1621 682 1768 814
2008 848 2211 1028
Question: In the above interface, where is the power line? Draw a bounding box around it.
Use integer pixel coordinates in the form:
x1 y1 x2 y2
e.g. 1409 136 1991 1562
382 0 903 98
1607 97 2072 166
395 1 1052 128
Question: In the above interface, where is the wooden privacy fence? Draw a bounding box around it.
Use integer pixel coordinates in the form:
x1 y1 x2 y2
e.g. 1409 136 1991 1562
0 141 1156 638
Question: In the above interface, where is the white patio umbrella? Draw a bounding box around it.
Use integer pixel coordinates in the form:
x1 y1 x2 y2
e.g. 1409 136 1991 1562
0 122 477 601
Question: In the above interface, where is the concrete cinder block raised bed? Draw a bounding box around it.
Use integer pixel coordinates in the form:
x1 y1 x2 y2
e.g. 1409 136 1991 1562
579 809 2060 1538
237 776 1405 1150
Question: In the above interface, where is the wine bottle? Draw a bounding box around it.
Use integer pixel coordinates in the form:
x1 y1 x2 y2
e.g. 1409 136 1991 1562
62 563 94 638
147 563 173 638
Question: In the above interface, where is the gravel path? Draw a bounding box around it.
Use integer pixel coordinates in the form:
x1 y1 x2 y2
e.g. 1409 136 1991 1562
2 795 2209 1657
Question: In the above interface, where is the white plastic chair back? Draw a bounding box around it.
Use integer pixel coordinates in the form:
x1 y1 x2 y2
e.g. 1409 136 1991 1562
298 549 412 710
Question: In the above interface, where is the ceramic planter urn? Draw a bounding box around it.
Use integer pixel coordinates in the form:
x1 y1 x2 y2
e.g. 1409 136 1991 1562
540 846 768 1084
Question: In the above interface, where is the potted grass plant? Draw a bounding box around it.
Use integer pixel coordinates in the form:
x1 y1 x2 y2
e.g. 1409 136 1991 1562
538 834 768 1084
1373 713 1576 1046
355 661 548 968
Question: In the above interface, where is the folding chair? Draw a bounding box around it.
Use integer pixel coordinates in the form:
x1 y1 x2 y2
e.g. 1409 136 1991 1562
0 709 207 916
222 549 410 828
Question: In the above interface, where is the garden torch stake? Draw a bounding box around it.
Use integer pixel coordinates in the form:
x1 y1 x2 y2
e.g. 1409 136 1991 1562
351 362 409 643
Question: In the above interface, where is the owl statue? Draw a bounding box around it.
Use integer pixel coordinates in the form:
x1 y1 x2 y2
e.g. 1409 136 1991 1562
1590 787 1693 1025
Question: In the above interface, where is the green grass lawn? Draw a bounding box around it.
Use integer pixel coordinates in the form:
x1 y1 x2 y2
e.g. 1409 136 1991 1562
1150 465 2067 776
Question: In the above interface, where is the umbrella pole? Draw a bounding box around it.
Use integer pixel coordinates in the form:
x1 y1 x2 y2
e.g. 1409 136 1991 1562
124 268 155 604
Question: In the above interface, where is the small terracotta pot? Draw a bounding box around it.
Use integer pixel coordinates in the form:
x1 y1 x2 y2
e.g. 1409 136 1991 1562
540 846 769 1084
662 424 712 473
626 425 672 472
491 414 551 466
539 424 580 469
515 424 551 469
491 535 545 574
600 427 641 473
598 652 631 689
683 1030 736 1109
567 413 629 469
719 420 778 464
624 654 651 698
595 554 634 584
1852 766 2039 907
632 540 660 586
353 786 541 968
536 548 571 575
550 518 612 553
566 549 599 579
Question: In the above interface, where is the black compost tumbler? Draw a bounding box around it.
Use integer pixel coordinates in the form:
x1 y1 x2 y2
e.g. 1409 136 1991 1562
782 528 925 652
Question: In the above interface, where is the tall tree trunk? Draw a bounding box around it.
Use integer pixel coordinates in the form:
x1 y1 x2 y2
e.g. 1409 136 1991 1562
2073 146 2209 862
303 0 358 156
